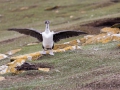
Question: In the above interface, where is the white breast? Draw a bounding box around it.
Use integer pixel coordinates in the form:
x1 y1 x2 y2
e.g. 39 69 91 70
42 32 54 48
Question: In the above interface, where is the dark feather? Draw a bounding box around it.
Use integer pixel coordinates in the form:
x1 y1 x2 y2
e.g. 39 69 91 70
8 28 43 42
53 30 87 42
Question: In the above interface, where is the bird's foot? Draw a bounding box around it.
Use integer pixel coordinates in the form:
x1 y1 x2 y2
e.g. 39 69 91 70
49 51 54 55
41 51 46 55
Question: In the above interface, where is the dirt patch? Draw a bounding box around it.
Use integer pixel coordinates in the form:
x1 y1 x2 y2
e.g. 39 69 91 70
84 74 120 90
79 17 120 34
16 62 53 71
84 17 120 27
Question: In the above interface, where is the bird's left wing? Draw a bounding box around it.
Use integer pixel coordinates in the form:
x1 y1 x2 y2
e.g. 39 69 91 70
53 30 87 42
8 28 43 42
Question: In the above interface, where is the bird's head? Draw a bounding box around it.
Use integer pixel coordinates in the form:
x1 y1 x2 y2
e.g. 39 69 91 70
45 20 50 24
45 20 50 33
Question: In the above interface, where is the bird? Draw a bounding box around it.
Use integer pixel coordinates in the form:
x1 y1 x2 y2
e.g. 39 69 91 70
8 20 87 55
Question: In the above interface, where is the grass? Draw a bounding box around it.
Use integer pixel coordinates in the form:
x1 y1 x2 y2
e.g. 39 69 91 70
0 0 120 90
0 41 120 90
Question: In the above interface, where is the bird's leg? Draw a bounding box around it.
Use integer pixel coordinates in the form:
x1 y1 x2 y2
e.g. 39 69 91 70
41 49 46 54
42 45 47 54
49 49 54 55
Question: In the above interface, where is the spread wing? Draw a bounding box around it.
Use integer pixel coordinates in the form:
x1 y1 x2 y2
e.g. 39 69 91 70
53 30 87 42
8 28 43 42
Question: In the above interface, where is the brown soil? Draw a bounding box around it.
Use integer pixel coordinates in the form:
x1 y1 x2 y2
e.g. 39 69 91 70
84 73 120 90
16 62 53 71
79 17 120 34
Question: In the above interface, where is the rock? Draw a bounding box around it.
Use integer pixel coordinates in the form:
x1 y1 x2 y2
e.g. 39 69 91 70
101 27 120 34
0 54 8 60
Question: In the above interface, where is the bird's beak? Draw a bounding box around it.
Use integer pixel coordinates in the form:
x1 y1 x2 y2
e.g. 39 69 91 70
45 20 50 24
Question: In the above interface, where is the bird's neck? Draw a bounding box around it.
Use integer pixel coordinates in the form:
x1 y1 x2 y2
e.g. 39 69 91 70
45 24 50 33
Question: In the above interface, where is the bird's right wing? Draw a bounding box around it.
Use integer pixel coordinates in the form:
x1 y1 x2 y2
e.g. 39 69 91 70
8 28 43 42
53 30 87 42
